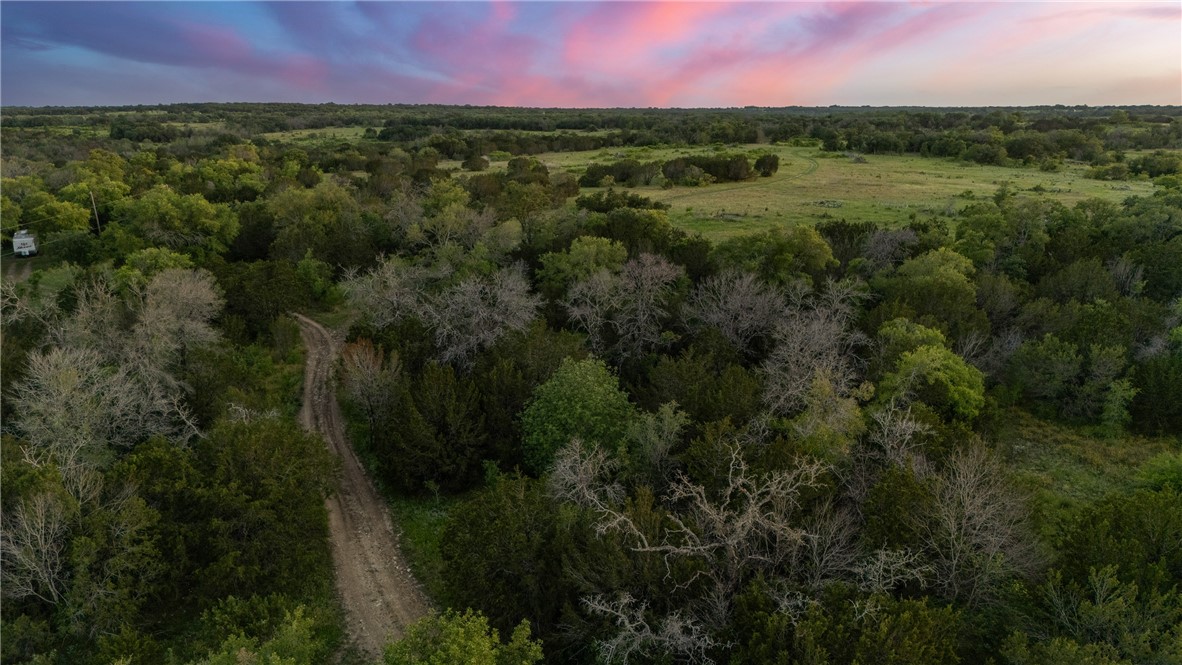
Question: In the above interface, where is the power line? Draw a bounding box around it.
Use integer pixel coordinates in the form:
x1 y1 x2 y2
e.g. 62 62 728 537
1 207 93 232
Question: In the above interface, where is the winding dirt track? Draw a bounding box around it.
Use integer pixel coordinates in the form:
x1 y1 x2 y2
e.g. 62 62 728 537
295 313 429 657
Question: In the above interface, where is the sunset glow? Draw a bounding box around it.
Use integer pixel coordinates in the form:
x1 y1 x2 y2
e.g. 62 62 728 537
2 1 1179 107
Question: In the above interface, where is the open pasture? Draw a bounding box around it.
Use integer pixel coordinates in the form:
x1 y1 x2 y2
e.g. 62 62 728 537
259 125 373 142
526 144 1161 240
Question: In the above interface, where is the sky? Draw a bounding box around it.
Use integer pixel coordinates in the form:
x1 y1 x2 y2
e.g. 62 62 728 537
2 1 1179 108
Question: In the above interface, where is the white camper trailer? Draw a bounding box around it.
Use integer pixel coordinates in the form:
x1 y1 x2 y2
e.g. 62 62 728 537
13 230 38 257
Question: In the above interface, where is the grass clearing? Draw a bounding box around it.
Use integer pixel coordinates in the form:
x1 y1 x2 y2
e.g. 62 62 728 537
260 126 372 142
996 409 1180 536
456 144 1164 241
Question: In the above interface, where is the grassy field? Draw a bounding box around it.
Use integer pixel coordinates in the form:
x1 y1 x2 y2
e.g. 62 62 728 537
450 143 1164 241
996 409 1180 536
12 116 1151 245
260 126 373 142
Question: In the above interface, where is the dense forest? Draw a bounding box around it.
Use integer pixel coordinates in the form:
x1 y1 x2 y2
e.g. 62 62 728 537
2 104 1180 664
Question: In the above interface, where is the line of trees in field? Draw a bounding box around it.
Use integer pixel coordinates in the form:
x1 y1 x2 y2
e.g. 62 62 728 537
1 106 1179 664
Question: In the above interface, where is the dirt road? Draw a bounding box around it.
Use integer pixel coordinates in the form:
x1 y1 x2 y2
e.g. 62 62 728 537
295 313 430 657
1 257 34 284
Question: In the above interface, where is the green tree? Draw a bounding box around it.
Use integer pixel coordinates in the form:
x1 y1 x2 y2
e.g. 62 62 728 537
266 179 368 267
495 181 553 222
375 363 487 493
188 606 329 665
113 247 195 293
191 151 267 203
874 318 948 377
1006 566 1182 665
643 349 762 426
115 418 335 608
787 591 962 665
385 609 543 665
114 184 238 258
1002 634 1127 665
440 475 583 647
462 154 491 172
875 247 982 338
1129 351 1182 435
1008 334 1082 405
1056 486 1182 593
713 226 837 286
520 358 635 474
536 236 628 300
880 345 985 422
754 153 780 177
17 191 92 235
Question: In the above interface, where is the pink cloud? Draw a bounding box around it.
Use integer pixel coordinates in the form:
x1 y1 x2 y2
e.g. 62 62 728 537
409 3 546 99
179 23 253 65
563 2 738 75
5 1 1177 107
278 54 331 92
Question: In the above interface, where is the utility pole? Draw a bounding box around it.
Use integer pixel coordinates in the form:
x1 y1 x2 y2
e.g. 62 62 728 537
89 190 102 233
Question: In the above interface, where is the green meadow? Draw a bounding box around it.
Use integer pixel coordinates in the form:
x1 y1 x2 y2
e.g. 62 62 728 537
520 144 1161 241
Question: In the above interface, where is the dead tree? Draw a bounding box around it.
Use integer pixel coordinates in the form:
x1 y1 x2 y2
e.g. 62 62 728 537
424 265 541 367
684 271 785 356
0 490 71 605
762 280 868 416
566 254 684 362
915 444 1041 607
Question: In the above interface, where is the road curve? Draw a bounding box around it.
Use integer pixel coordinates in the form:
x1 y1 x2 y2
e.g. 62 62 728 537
294 313 430 657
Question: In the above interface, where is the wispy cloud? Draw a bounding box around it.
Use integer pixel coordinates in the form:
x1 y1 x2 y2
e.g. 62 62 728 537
1 1 1177 107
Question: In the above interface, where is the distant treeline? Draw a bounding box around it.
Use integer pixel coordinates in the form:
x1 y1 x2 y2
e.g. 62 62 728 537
5 104 1181 158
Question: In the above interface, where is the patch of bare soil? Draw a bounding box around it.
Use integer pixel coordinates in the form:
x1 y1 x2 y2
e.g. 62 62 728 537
295 314 430 658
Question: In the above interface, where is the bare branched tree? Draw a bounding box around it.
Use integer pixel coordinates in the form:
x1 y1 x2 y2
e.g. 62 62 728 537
863 227 918 270
1 278 65 339
624 403 689 490
557 439 829 632
548 439 625 521
1107 256 1145 298
128 269 224 384
0 491 72 605
915 444 1041 607
554 429 942 661
583 593 719 665
11 347 197 481
424 265 541 366
798 503 860 591
56 279 125 361
867 403 931 468
684 271 785 355
566 253 684 361
854 548 930 595
971 327 1024 381
340 257 435 329
343 258 538 367
762 280 868 416
339 339 400 445
416 204 497 252
564 269 617 356
1135 296 1181 361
